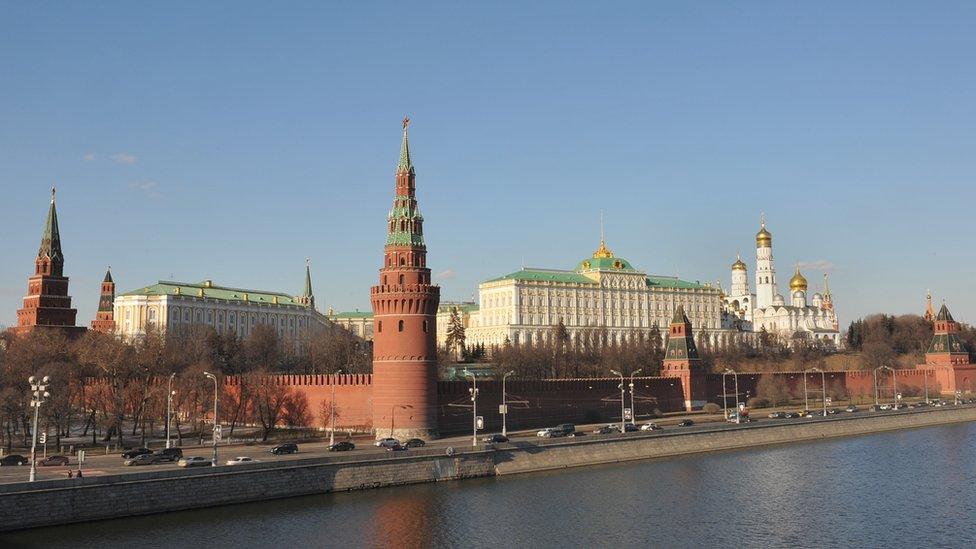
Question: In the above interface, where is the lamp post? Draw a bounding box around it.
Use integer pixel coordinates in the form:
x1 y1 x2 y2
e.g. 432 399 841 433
923 369 930 404
329 369 342 447
610 370 626 432
628 369 643 425
28 376 50 483
803 372 809 412
873 365 895 407
464 370 479 447
165 373 176 449
501 371 514 437
203 372 218 466
809 367 827 417
722 369 739 421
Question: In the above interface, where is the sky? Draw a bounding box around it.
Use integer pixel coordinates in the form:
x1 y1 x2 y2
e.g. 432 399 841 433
1 2 974 329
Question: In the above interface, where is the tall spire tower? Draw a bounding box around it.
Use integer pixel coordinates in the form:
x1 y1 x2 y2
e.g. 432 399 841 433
754 214 777 310
370 118 441 440
91 267 116 333
13 187 84 336
661 305 706 410
298 258 315 309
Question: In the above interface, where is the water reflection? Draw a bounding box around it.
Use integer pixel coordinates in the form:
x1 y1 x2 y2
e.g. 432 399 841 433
3 423 976 548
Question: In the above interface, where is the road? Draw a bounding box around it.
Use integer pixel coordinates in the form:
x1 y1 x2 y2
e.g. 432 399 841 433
0 400 969 485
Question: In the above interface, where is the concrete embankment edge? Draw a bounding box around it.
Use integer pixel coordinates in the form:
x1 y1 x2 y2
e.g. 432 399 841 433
2 407 974 532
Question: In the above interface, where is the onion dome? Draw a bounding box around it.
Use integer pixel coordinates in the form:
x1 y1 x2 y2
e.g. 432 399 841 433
789 266 808 291
756 224 772 248
732 254 747 271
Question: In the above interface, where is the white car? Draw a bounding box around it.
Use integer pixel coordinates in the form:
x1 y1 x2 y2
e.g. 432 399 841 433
375 438 400 448
640 423 661 431
536 428 557 438
225 456 259 466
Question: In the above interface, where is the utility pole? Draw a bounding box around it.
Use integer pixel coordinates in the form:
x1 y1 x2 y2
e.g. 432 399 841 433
330 369 342 447
203 372 218 466
464 370 479 447
166 373 176 449
28 376 50 483
502 371 514 437
610 370 626 432
629 369 643 424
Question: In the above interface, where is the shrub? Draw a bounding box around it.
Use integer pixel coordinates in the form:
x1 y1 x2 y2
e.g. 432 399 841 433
747 397 770 409
702 403 721 414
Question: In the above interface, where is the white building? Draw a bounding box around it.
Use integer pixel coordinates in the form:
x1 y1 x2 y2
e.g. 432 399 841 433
723 218 840 346
465 240 732 348
114 274 329 340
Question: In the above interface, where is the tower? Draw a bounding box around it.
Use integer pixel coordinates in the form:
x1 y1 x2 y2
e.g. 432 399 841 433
789 266 807 308
730 254 748 297
661 305 706 410
755 215 777 310
918 302 975 395
923 290 934 323
370 118 441 440
13 188 84 336
90 267 116 333
297 258 315 309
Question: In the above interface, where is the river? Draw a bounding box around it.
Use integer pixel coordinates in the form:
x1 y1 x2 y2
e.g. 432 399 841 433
4 422 976 548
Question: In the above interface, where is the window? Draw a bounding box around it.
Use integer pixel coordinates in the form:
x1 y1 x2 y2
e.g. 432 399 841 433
378 321 383 333
398 320 404 332
399 274 405 284
423 320 429 333
400 257 406 266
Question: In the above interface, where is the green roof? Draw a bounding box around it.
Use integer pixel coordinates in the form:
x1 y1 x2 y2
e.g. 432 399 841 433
576 256 637 271
439 303 480 314
121 281 303 306
332 311 373 319
487 269 598 285
647 276 710 290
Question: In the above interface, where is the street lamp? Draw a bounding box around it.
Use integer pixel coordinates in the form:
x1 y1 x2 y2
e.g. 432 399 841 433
873 365 896 407
165 373 176 449
203 372 218 466
629 369 643 425
610 370 626 432
329 369 342 447
808 367 827 417
28 376 50 483
501 371 514 437
464 370 479 447
723 369 740 423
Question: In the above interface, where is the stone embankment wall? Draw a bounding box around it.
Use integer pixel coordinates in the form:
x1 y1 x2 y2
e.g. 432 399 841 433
2 406 974 532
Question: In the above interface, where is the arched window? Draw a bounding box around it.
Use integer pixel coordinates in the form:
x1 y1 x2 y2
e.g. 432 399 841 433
423 320 429 333
398 320 404 332
378 321 383 333
400 257 406 266
399 274 405 284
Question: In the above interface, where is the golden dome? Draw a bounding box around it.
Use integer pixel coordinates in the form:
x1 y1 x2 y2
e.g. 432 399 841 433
789 267 808 291
593 240 614 259
756 225 772 248
732 255 747 271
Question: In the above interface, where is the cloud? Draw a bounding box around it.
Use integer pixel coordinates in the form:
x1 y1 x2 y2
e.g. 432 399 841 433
112 152 138 164
129 180 161 199
797 260 836 272
83 152 96 162
435 269 457 281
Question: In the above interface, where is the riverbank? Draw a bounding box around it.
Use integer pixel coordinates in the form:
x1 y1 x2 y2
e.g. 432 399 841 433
2 405 975 532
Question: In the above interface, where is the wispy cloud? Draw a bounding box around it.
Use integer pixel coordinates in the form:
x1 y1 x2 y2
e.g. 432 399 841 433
797 260 836 272
129 180 161 199
435 269 457 281
112 152 138 165
83 152 96 162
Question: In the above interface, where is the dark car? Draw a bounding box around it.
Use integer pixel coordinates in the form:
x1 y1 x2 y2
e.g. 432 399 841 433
155 448 183 462
121 448 153 459
0 454 29 466
386 444 408 452
404 438 426 448
124 454 158 466
483 434 509 443
623 423 640 432
678 419 695 427
329 441 355 452
592 425 619 435
40 455 69 466
270 443 299 455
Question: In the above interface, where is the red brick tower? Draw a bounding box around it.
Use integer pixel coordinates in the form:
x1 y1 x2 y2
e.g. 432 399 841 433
917 302 975 395
91 268 116 333
661 305 706 410
13 188 85 337
370 118 441 440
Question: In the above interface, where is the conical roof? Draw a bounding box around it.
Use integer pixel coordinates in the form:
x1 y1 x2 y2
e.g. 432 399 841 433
397 117 414 174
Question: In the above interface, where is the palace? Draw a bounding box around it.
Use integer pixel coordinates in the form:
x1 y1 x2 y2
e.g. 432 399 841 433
464 239 728 348
722 217 840 346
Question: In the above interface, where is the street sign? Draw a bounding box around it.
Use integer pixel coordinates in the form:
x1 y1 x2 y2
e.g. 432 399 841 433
214 425 222 441
825 397 833 405
77 450 85 464
476 416 484 430
623 408 632 420
498 404 508 415
896 393 902 400
39 432 47 444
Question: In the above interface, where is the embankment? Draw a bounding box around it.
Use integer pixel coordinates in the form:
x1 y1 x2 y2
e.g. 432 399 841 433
2 406 974 532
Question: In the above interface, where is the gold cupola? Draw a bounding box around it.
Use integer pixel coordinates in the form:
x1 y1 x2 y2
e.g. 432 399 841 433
593 239 614 259
732 254 747 271
789 266 808 291
756 220 772 248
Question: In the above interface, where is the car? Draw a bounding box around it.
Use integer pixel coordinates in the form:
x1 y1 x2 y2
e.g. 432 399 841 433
786 412 802 419
329 441 356 452
374 438 401 448
879 404 892 411
845 405 859 412
678 419 695 427
555 423 576 436
592 425 620 435
154 448 183 462
640 423 662 431
124 454 158 466
177 456 211 468
623 423 640 432
404 438 426 448
121 447 153 459
0 454 29 466
270 443 299 455
767 411 787 419
565 431 586 437
225 457 260 466
536 428 566 438
483 434 510 443
827 409 840 415
40 455 69 466
386 444 408 452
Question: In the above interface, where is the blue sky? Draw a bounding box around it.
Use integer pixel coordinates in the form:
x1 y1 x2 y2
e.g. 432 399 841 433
1 2 974 328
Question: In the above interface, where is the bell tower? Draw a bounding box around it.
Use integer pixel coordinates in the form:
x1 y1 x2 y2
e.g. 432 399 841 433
661 305 706 410
91 267 117 333
370 118 441 440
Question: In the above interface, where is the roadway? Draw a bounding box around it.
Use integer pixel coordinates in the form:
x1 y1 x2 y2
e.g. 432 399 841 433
1 400 970 485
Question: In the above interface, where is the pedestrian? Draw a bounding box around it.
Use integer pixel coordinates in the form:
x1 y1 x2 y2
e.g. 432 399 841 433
67 470 73 479
77 469 83 478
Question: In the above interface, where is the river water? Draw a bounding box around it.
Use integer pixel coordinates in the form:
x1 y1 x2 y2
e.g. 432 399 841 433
4 422 976 548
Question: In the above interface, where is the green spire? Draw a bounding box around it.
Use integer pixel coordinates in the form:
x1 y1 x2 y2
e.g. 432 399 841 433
39 186 63 263
397 116 414 174
303 258 313 298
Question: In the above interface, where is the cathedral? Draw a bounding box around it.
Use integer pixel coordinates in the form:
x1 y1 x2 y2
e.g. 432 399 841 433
722 217 840 346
